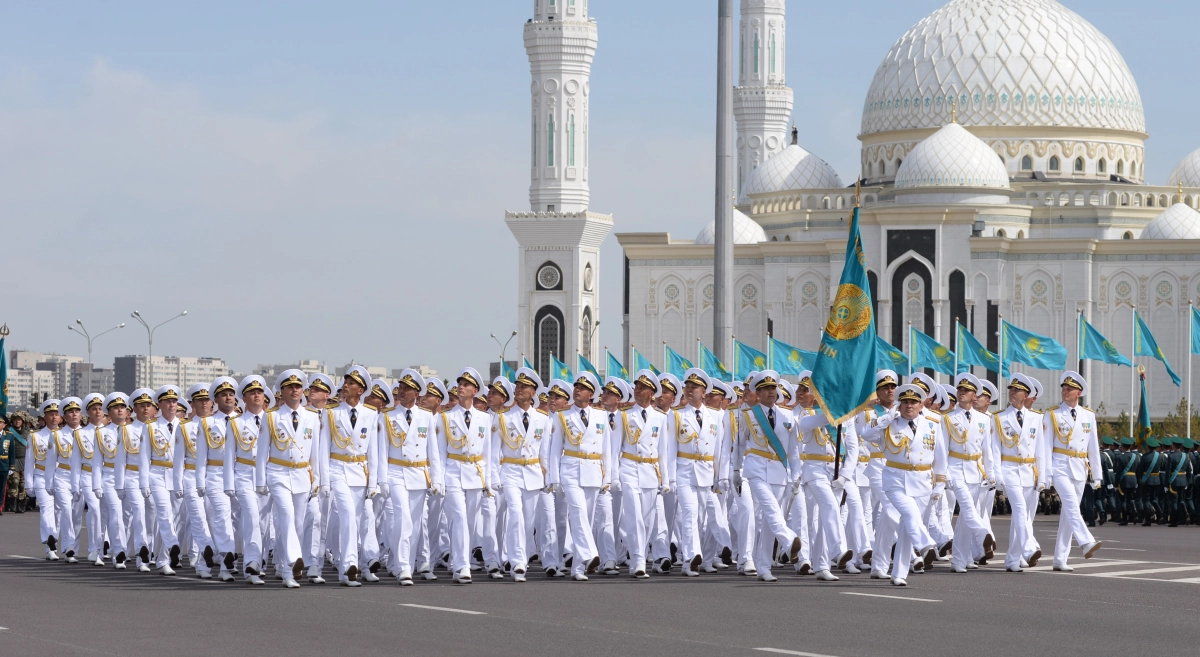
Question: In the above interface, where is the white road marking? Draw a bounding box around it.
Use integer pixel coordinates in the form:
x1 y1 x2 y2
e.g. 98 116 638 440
1165 576 1200 584
840 592 940 603
1090 565 1200 578
7 555 39 560
400 603 486 615
1099 547 1146 552
1026 559 1145 572
754 648 842 657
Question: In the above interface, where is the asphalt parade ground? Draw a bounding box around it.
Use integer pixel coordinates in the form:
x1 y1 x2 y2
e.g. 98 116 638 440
2 513 1199 657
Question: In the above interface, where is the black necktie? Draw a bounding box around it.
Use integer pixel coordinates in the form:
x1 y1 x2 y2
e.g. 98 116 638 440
581 411 588 429
609 412 616 430
350 409 357 429
464 411 471 430
167 422 173 435
292 411 298 431
964 411 971 422
641 409 647 422
523 411 529 432
695 409 702 429
1016 410 1024 426
768 408 776 427
405 409 412 425
909 421 917 434
1070 409 1077 420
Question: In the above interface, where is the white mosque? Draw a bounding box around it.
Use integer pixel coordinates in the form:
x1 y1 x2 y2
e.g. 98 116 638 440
507 0 1200 418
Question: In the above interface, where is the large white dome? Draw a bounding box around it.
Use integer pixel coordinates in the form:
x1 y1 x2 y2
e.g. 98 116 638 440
741 143 843 197
695 209 768 245
861 0 1144 137
1141 204 1200 241
895 123 1012 190
1167 147 1200 188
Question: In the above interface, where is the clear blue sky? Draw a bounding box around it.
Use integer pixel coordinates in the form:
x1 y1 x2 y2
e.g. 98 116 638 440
3 0 1196 379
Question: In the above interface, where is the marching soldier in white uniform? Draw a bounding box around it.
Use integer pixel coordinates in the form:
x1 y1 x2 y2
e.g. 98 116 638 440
857 371 898 578
734 371 803 582
115 389 157 572
594 377 628 575
616 370 668 579
434 367 493 584
94 393 130 568
729 376 758 575
257 369 321 588
77 394 108 566
29 400 65 561
196 377 239 580
177 384 218 578
665 368 730 577
381 369 439 585
793 372 856 581
1044 371 1103 570
50 397 82 563
878 384 947 586
546 371 611 581
993 373 1047 572
226 375 271 584
492 368 550 582
318 365 381 587
943 373 998 573
147 386 183 575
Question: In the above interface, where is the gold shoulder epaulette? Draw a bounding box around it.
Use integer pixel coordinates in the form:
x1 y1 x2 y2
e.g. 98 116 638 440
304 407 320 414
536 408 549 416
325 401 339 409
267 405 280 413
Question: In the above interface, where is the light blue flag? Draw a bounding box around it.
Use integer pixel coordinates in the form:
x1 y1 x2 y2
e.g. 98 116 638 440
956 322 1009 376
501 360 516 382
523 357 535 371
1193 307 1200 356
632 347 659 375
1134 311 1181 386
664 345 693 379
910 327 956 376
1079 315 1130 367
770 337 816 376
606 351 630 381
811 205 878 424
735 340 769 381
698 343 731 381
875 336 909 372
578 353 600 378
1002 320 1068 371
551 354 573 381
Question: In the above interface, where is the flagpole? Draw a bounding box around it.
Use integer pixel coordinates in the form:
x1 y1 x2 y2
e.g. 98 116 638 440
605 345 609 379
1130 310 1136 437
1077 309 1084 376
768 331 773 371
908 322 914 378
953 317 959 378
1189 301 1194 441
999 314 1006 409
663 341 667 374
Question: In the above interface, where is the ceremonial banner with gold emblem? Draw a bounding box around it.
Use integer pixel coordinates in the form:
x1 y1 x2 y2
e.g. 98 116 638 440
735 340 768 381
1079 314 1130 367
811 204 877 424
1002 320 1067 371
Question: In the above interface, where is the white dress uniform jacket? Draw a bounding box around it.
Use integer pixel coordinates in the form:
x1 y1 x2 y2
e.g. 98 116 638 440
493 405 549 491
257 405 321 493
665 404 726 488
1043 404 1102 483
381 404 440 491
434 404 493 491
546 406 611 489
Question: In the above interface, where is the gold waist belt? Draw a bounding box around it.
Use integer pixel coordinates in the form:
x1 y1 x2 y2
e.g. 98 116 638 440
1001 455 1037 464
500 457 540 466
103 462 114 469
57 462 72 470
184 463 196 471
1053 447 1087 459
885 460 932 472
563 449 602 461
948 450 981 461
150 459 173 468
621 453 658 464
745 448 780 462
81 464 92 473
388 458 430 468
800 454 835 463
447 453 484 463
235 457 255 467
870 451 884 459
268 457 309 469
35 464 45 471
858 455 871 463
331 453 368 463
125 464 139 471
678 452 714 462
206 459 224 467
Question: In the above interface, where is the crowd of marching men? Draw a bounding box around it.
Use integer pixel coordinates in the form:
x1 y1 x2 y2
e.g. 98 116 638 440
19 361 1110 588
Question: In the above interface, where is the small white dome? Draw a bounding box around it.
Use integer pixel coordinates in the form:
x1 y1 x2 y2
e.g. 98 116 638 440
895 123 1011 190
742 144 843 197
695 209 768 245
1141 203 1200 240
1167 147 1200 188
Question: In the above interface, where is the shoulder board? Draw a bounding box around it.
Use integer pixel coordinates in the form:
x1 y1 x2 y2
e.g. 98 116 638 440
229 411 242 418
304 407 320 414
267 405 280 412
325 402 339 409
703 404 720 412
1080 405 1093 412
536 408 549 416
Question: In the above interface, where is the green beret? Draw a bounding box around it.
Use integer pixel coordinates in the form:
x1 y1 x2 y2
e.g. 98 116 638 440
1146 437 1160 448
1183 438 1195 449
1101 436 1114 446
1119 437 1134 446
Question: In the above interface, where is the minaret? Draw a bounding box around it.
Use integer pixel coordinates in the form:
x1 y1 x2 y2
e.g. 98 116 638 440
507 0 613 380
733 0 794 191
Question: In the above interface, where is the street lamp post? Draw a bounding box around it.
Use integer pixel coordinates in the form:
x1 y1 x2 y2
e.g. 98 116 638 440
131 310 188 387
68 320 126 364
490 330 518 368
579 319 600 362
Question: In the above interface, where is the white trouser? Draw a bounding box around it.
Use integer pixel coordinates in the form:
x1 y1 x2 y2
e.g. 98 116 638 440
72 483 103 556
328 479 366 576
700 486 731 564
148 471 179 566
869 473 899 574
478 492 500 567
203 476 236 556
842 482 870 566
501 486 540 570
785 482 811 566
924 491 953 546
34 486 57 545
747 478 798 577
554 488 573 560
358 492 380 569
593 490 616 565
121 486 150 562
560 484 599 576
803 478 846 572
443 484 483 573
386 479 427 575
610 488 624 562
619 486 658 569
180 485 214 563
883 485 932 581
303 493 326 570
99 481 127 558
423 492 446 565
948 478 989 569
1053 474 1095 565
269 482 309 571
1003 482 1038 569
536 491 559 569
52 478 78 553
730 483 755 568
233 472 263 570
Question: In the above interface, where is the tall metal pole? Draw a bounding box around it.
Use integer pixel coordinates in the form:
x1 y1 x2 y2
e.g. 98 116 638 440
713 0 735 363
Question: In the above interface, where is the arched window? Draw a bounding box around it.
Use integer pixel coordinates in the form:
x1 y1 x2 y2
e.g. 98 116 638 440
1148 195 1155 208
1098 158 1106 174
1123 231 1133 240
877 161 885 176
1117 160 1124 175
1017 230 1025 239
896 158 903 171
1021 155 1032 171
547 112 555 166
534 306 565 378
996 228 1007 238
580 307 593 361
821 197 830 210
753 32 759 74
1131 162 1138 178
1049 156 1060 172
568 113 576 166
1074 157 1084 173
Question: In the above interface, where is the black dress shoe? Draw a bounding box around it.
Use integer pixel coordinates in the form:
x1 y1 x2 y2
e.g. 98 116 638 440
169 545 181 569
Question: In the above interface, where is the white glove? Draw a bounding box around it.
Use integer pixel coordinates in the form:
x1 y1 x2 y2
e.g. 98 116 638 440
1092 480 1102 490
379 483 391 498
791 479 802 496
196 487 205 497
659 484 671 495
319 485 330 498
255 486 269 496
224 489 236 499
173 490 185 500
140 487 151 499
1037 482 1047 492
610 479 622 493
1106 484 1114 490
93 488 103 498
489 483 501 492
543 483 558 494
994 480 1005 494
732 470 743 491
932 482 946 500
600 484 610 494
118 488 127 501
430 486 442 497
716 479 730 494
367 485 379 498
